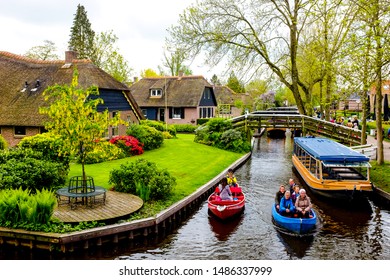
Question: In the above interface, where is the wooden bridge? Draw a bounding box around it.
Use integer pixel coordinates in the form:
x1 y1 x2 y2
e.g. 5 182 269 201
231 110 363 146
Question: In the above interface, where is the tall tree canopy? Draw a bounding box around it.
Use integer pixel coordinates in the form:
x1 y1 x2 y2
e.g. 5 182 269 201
167 0 314 114
68 4 95 59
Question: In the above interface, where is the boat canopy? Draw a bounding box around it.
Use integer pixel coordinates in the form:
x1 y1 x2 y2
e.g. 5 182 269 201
294 137 370 163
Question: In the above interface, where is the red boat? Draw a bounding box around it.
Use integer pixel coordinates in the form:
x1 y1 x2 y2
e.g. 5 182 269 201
208 186 245 220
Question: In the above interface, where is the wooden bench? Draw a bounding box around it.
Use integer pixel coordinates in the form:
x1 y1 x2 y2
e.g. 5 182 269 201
56 176 107 209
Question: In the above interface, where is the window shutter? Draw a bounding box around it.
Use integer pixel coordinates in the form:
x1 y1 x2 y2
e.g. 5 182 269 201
169 108 173 119
181 108 185 119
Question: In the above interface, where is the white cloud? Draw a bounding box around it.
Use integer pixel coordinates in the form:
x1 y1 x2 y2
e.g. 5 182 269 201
0 0 225 80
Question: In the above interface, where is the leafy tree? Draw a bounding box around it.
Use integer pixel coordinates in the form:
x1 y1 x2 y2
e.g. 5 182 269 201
160 48 192 76
226 71 245 93
91 30 133 83
25 40 59 60
210 74 222 85
141 68 160 78
167 0 313 114
39 69 122 181
68 4 95 59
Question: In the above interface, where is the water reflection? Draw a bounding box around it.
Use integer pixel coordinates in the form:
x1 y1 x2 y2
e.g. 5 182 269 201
276 231 315 259
208 214 244 241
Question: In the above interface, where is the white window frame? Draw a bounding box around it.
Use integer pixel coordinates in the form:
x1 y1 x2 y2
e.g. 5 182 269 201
150 88 162 97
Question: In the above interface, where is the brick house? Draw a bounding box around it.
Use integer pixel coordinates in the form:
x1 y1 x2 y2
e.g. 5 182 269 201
0 51 144 147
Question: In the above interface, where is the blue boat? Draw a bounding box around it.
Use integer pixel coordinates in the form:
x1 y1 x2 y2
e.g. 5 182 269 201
272 204 317 235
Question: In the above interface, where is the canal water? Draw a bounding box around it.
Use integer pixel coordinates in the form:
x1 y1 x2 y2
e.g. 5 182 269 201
2 135 389 260
113 135 390 260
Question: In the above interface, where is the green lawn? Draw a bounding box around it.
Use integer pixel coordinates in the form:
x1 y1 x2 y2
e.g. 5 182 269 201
370 161 390 193
69 134 245 203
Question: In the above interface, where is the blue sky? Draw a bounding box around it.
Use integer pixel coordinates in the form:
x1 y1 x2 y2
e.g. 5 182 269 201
0 0 222 79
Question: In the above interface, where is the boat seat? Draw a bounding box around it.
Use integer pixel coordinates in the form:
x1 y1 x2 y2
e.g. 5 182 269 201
230 187 242 196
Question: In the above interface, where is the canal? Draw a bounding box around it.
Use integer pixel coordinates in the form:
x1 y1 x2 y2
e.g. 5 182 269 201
113 135 390 260
2 135 389 260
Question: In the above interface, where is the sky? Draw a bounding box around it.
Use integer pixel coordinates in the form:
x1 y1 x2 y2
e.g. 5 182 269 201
0 0 223 80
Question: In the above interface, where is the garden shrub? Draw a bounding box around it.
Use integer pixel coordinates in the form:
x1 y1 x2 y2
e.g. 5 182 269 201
140 120 177 137
82 139 127 164
0 188 56 226
218 129 251 153
194 118 250 153
0 135 7 150
109 158 176 200
0 158 67 193
18 133 70 169
126 124 164 151
173 124 197 133
109 135 144 156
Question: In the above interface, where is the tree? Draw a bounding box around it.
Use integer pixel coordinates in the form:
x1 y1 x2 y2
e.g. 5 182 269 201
91 30 133 84
68 4 95 59
167 0 313 115
210 74 222 85
39 69 122 181
140 68 160 78
161 48 192 76
226 71 245 93
25 40 59 60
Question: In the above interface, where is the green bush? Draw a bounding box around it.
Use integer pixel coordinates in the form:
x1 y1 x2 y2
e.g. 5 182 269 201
0 188 56 226
173 124 197 133
126 124 164 151
218 128 251 153
18 133 70 169
109 158 176 200
0 135 7 150
140 120 177 137
82 140 126 164
194 118 250 153
197 118 210 125
0 158 67 193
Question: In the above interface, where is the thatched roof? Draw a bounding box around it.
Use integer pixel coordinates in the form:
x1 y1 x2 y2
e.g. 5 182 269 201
0 51 142 126
213 85 252 105
130 76 213 107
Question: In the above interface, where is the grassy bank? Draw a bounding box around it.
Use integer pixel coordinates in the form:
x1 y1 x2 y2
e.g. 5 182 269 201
370 161 390 193
68 134 245 216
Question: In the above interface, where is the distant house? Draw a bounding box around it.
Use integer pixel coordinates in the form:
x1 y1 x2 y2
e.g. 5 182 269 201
129 75 217 125
0 51 144 147
338 93 362 111
213 85 252 117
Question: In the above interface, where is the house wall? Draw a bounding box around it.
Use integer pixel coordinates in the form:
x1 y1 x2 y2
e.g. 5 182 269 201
0 126 41 147
166 107 198 125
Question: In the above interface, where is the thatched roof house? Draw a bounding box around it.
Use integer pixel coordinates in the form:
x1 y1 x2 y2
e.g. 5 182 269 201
130 75 217 124
0 51 143 146
213 85 252 117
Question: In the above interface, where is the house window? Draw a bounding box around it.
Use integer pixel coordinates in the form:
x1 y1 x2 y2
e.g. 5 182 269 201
14 126 26 136
141 109 147 118
199 107 214 118
173 108 182 119
111 111 119 136
150 89 162 97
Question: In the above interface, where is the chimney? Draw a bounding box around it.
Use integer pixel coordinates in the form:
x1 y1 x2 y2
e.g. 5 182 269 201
65 50 78 64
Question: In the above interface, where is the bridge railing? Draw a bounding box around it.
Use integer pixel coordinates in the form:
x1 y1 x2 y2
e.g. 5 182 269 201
230 113 363 146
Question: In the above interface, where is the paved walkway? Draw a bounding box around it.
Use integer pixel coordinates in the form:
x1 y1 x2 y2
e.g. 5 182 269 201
365 135 390 161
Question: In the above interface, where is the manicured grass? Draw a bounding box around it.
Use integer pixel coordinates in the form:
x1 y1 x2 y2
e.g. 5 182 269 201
69 134 245 203
370 161 390 193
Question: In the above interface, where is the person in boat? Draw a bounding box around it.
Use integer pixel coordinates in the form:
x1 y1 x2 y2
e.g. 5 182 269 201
288 178 296 193
295 189 313 218
217 177 233 201
279 191 296 217
226 168 238 187
275 185 286 210
291 185 300 204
